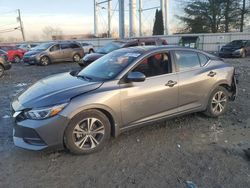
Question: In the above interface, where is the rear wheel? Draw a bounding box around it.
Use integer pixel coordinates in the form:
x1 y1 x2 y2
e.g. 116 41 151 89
204 86 229 117
0 65 4 77
40 56 50 66
13 55 21 63
73 54 81 63
64 110 111 154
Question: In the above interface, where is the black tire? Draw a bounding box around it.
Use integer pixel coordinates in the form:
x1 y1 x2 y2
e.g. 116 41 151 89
64 109 111 154
0 65 4 78
89 49 94 53
204 86 229 117
73 53 81 63
40 56 50 66
13 55 21 63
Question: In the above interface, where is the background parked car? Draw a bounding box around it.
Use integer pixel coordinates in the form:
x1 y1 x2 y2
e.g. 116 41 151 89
80 42 95 54
0 49 11 77
16 43 39 52
23 41 84 66
219 40 250 58
0 45 25 63
78 38 167 67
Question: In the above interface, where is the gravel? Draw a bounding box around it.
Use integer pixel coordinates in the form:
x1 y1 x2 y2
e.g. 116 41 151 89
0 58 250 188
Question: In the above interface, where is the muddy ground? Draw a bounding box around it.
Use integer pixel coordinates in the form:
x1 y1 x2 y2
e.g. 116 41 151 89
0 58 250 188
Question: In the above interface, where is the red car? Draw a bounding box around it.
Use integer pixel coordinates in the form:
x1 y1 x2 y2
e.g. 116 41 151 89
0 45 26 63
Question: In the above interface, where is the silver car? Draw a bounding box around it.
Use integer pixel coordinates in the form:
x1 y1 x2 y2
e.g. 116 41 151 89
12 46 237 154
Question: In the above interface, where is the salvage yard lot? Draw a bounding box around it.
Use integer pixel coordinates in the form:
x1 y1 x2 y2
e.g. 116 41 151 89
0 58 250 188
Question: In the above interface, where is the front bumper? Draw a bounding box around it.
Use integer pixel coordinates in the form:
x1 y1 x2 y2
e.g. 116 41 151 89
13 115 69 151
219 51 241 57
23 56 39 65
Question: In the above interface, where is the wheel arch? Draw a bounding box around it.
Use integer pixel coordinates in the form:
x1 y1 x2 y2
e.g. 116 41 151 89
66 104 121 138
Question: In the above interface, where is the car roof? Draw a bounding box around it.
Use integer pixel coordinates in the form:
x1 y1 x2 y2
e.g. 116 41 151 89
116 45 220 59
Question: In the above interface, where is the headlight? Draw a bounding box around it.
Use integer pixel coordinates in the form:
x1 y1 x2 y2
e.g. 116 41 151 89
234 49 241 53
24 103 67 120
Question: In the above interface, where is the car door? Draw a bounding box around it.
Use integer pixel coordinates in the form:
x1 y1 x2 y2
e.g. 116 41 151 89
174 50 215 111
49 44 62 62
119 52 179 127
61 43 73 60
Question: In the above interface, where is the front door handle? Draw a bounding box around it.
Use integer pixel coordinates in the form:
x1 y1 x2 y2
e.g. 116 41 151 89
208 71 216 77
165 80 177 87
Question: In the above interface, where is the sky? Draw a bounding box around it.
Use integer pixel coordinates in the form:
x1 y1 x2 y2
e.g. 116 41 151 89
0 0 183 41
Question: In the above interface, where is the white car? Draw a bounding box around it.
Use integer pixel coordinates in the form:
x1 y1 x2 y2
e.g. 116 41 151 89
80 42 95 54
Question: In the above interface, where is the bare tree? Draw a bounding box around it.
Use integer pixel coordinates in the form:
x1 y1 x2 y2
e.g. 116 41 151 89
42 26 63 40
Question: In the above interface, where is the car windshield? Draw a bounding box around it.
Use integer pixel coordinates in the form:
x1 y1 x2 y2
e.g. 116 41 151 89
32 43 54 50
78 50 142 81
228 40 247 46
96 42 124 54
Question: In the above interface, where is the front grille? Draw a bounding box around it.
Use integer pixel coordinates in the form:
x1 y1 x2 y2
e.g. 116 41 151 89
14 125 46 146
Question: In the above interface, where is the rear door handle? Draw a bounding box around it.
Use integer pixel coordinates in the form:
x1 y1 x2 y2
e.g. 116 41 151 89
165 80 177 87
208 71 216 77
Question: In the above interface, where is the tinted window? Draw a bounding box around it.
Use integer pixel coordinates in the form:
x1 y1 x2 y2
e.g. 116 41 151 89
70 43 81 49
96 42 124 54
50 44 60 52
61 43 71 49
198 53 209 66
133 52 171 77
144 41 155 45
175 51 201 71
81 43 88 46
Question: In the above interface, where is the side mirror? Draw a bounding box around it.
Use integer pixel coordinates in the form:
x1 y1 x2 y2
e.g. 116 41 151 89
127 71 146 82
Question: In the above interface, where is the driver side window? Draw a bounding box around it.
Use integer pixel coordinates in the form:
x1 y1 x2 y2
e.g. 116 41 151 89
50 44 60 52
132 52 172 77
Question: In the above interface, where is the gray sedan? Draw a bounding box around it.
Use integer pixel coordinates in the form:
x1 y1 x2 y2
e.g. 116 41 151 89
12 46 237 154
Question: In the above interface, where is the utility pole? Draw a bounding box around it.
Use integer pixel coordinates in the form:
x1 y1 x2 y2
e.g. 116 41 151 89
94 0 98 37
17 9 25 41
240 0 246 32
129 0 136 37
119 0 125 38
138 0 142 36
164 0 168 35
108 0 112 37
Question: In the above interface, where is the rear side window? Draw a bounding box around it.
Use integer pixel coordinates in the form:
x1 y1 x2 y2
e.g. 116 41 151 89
198 53 209 66
61 43 71 49
174 51 201 71
70 43 81 49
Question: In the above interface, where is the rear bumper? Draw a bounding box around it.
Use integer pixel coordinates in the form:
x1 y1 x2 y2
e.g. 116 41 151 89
13 115 69 151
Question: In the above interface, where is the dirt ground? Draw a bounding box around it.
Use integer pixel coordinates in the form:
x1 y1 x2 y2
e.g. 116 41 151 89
0 58 250 188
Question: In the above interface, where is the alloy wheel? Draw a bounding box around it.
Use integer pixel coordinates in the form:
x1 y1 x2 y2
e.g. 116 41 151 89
41 57 49 65
14 56 21 63
211 91 227 114
72 118 105 150
73 54 81 62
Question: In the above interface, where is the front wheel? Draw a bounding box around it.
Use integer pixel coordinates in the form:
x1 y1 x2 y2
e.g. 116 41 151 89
13 55 21 63
64 110 111 154
73 54 81 63
40 56 50 66
204 86 229 117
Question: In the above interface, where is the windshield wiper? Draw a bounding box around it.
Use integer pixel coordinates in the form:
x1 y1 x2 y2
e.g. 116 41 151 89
76 75 93 81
